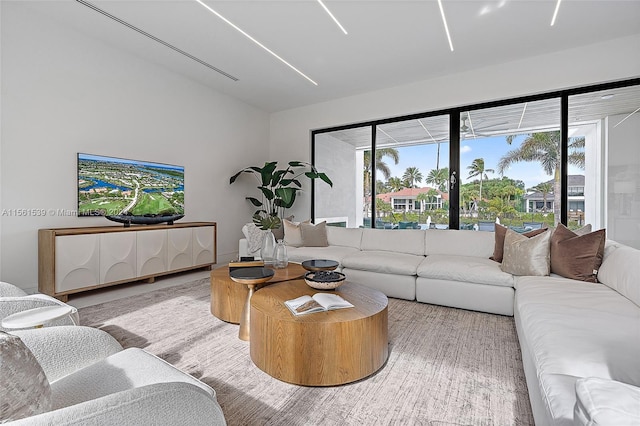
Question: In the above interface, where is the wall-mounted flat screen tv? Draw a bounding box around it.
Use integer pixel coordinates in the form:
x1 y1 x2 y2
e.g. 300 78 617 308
78 153 184 217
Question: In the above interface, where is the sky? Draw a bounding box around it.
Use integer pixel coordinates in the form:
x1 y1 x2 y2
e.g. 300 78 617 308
385 134 583 190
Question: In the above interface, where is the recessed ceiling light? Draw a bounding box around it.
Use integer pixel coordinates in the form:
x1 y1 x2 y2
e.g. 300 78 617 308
317 0 348 35
550 0 562 26
600 94 615 100
194 0 318 86
437 0 454 52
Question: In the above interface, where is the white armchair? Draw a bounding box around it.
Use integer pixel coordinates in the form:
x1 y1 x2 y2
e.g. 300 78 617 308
4 326 226 425
0 282 79 331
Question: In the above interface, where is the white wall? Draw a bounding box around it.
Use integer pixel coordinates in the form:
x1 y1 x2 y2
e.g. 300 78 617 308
0 3 270 289
270 34 640 221
606 113 640 248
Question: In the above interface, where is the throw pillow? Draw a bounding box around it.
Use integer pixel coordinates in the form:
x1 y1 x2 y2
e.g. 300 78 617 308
500 228 551 276
272 215 294 241
490 224 548 263
0 331 52 422
300 221 329 247
550 223 606 283
283 219 311 247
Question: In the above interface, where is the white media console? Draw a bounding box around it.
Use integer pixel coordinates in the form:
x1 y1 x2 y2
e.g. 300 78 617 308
38 222 216 301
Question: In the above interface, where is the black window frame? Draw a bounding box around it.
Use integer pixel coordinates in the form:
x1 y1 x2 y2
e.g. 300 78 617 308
311 77 640 228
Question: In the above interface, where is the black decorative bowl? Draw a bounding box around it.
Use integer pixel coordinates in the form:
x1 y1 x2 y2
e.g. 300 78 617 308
304 271 346 290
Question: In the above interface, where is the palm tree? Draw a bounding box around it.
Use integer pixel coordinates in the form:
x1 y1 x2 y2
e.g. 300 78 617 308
529 181 554 213
416 192 429 212
363 148 400 216
402 167 423 188
426 167 449 192
467 158 494 210
498 131 585 224
387 177 405 192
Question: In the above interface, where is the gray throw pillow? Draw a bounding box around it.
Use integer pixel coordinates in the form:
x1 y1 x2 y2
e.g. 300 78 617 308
500 228 551 276
300 221 329 247
0 331 52 422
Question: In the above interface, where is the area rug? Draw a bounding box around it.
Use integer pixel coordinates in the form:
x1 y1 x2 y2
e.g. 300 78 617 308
79 278 534 425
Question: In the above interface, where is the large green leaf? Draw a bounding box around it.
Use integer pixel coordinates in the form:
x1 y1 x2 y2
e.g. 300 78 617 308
275 187 297 208
260 162 277 186
252 212 282 230
259 186 274 201
318 173 333 187
246 197 262 207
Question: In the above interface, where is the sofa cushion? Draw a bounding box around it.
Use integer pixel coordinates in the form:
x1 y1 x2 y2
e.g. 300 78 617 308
490 224 548 263
500 228 551 276
574 377 640 426
0 331 52 422
360 228 425 256
598 245 640 308
326 226 362 249
417 255 514 287
550 223 605 283
50 348 214 410
341 250 424 275
286 246 359 266
424 229 494 258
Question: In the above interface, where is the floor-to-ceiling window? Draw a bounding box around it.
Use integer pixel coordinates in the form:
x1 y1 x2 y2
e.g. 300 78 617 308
458 99 563 231
312 79 640 248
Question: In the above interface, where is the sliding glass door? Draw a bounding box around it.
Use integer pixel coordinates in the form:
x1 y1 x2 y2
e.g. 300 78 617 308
458 99 562 231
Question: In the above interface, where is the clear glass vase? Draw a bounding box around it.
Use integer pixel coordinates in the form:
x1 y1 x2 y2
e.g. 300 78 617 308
273 239 288 269
260 231 276 265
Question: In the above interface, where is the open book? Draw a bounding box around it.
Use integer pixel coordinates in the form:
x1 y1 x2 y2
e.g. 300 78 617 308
284 293 354 316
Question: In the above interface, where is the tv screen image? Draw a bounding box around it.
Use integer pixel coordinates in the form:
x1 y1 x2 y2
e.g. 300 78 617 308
78 153 184 217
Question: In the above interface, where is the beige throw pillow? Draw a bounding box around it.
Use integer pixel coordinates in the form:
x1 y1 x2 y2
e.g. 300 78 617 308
0 331 52 422
283 219 310 247
272 215 293 241
300 221 329 247
490 224 548 263
500 228 551 276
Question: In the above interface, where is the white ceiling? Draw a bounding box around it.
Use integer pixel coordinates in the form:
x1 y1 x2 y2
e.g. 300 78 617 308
27 0 640 112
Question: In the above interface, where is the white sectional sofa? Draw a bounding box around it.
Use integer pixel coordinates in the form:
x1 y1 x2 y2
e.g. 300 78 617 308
240 225 640 425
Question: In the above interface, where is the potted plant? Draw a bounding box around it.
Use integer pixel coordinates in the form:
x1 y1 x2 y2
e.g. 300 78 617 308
230 161 332 231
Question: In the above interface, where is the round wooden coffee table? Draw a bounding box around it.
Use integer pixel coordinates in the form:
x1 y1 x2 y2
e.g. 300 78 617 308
250 280 389 386
210 263 306 324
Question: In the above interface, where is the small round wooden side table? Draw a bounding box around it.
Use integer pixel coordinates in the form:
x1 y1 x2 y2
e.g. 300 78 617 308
229 267 275 341
210 263 306 324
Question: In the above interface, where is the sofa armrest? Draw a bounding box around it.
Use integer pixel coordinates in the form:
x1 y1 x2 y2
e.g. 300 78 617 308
8 382 226 426
11 326 123 382
0 294 79 330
